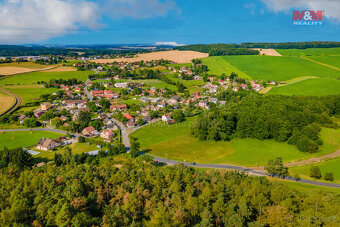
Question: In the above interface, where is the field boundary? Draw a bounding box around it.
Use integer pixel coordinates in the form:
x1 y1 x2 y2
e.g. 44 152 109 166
301 56 340 72
0 88 22 116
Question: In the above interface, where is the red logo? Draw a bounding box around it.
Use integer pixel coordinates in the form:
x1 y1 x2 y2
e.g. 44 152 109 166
293 11 324 21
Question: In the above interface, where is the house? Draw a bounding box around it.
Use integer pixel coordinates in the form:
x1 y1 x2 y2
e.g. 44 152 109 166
198 100 209 109
106 124 119 130
100 129 115 141
126 119 135 128
193 75 201 80
167 99 178 105
193 91 200 99
82 126 98 137
141 110 149 117
74 88 81 92
142 116 151 122
104 90 114 99
110 104 127 111
35 162 46 168
103 118 113 125
36 138 61 151
40 103 52 111
99 113 108 119
208 98 218 104
34 109 45 118
157 101 166 108
18 114 28 124
124 114 134 120
115 83 128 88
92 90 104 97
233 87 240 92
113 93 120 99
162 114 172 123
141 97 149 102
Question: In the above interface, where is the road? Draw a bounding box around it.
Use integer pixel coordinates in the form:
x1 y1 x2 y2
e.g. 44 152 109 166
84 79 93 101
0 88 22 116
111 118 130 150
151 156 340 189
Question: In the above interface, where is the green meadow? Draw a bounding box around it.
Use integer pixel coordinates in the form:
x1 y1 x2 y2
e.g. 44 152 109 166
276 47 340 56
219 55 340 81
0 131 63 150
0 70 91 85
202 56 251 79
269 78 340 96
305 55 340 69
132 117 339 166
3 85 59 104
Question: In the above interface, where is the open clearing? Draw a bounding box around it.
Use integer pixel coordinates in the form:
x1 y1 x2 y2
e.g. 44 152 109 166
42 66 77 72
3 85 59 104
252 48 281 56
0 62 54 76
213 55 340 81
202 56 251 79
0 91 15 115
0 131 63 150
304 55 340 70
132 118 340 167
0 70 91 85
276 47 340 56
269 78 340 96
91 50 209 64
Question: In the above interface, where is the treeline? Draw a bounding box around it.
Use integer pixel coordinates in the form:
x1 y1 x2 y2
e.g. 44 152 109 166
0 156 339 226
38 78 82 88
191 93 340 153
175 44 259 56
239 41 340 49
0 45 147 57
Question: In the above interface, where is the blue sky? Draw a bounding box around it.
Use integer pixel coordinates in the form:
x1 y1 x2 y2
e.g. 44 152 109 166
0 0 339 44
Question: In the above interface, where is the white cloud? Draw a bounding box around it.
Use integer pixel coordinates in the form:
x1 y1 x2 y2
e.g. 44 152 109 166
0 0 180 44
103 0 179 19
154 41 185 46
261 0 340 21
0 0 101 44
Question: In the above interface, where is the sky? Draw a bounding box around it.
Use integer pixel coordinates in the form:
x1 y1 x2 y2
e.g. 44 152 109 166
0 0 340 45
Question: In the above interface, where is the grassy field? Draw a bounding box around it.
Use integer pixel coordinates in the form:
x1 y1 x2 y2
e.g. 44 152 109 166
305 56 340 69
34 142 99 161
219 55 340 81
202 56 251 79
132 118 339 166
0 91 15 114
3 85 59 104
269 78 340 96
0 131 63 150
0 70 91 85
276 47 340 56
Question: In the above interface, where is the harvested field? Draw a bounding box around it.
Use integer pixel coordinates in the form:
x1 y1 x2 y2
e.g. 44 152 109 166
91 50 209 64
42 66 77 72
0 91 15 115
252 48 282 56
0 67 39 76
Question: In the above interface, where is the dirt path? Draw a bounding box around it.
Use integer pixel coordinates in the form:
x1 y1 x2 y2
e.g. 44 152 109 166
252 149 340 170
301 56 340 71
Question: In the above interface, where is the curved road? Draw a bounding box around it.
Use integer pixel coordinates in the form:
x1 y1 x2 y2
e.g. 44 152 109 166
1 128 339 188
0 88 22 116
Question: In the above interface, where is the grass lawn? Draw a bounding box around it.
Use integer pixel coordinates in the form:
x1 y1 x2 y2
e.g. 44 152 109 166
305 56 340 69
145 82 177 91
132 117 339 167
202 56 251 79
0 91 15 114
167 74 205 94
276 47 340 56
221 55 340 81
34 142 99 162
268 78 340 96
3 85 59 104
0 70 91 85
0 131 63 150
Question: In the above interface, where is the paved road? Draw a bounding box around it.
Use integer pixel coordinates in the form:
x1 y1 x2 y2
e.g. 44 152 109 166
151 156 340 189
84 79 93 101
0 128 68 135
0 88 22 116
111 118 130 150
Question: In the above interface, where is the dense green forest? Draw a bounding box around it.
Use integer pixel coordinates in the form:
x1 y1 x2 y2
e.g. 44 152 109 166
175 44 259 56
175 42 340 55
191 93 340 153
0 154 339 226
0 45 146 57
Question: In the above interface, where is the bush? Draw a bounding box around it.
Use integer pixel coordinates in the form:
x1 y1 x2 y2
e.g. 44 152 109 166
324 172 334 182
310 166 322 179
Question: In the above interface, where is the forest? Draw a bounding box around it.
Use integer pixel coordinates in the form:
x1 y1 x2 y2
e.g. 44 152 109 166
0 154 339 226
191 93 340 153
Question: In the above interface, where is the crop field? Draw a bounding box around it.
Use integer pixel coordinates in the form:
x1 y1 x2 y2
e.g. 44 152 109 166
0 70 91 85
276 47 340 56
91 50 209 64
0 91 15 114
304 56 340 69
0 131 63 150
42 66 77 72
3 85 59 104
132 118 338 166
268 78 340 96
202 57 251 79
217 55 340 81
0 62 53 76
